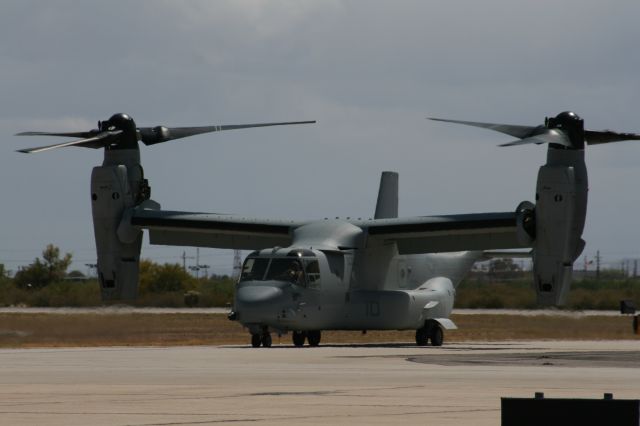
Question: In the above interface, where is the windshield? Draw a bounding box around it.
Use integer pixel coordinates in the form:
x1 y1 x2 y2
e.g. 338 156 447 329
304 259 320 288
266 259 304 285
239 257 320 288
240 257 269 282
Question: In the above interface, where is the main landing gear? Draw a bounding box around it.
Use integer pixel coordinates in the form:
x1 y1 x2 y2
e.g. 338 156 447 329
291 330 322 347
415 320 444 347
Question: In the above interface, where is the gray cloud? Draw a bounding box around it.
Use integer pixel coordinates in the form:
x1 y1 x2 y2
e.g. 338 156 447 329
2 0 640 273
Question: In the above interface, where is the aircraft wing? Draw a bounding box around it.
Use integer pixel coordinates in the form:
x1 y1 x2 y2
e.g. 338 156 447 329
362 212 526 254
131 209 305 250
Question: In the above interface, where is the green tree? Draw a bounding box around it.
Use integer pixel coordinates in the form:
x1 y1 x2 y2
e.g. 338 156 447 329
139 259 195 293
488 258 524 280
14 244 72 289
66 270 87 280
0 263 10 287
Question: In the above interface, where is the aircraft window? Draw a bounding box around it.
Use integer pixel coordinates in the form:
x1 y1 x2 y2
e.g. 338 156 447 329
240 258 269 282
304 259 321 289
266 258 305 285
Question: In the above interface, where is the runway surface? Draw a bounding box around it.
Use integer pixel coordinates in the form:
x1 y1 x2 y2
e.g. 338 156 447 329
0 306 621 316
0 340 638 425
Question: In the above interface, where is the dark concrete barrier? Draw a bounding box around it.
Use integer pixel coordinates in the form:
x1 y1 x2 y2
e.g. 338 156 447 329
502 393 639 426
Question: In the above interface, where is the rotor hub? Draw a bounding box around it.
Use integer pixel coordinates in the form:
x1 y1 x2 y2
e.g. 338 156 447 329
546 111 585 149
100 113 139 150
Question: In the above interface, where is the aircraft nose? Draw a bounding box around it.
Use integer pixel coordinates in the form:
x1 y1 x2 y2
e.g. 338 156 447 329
236 285 283 304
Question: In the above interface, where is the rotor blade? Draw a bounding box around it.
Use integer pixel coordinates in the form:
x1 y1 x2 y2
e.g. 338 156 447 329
138 120 316 145
15 131 96 138
585 130 640 145
17 130 122 154
428 117 537 139
499 129 571 147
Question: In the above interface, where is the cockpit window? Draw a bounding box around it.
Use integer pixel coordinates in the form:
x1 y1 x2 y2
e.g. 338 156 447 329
304 260 321 288
239 256 320 288
240 257 269 282
265 259 303 285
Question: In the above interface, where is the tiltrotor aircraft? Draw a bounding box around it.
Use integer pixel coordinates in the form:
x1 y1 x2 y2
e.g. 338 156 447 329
17 111 640 347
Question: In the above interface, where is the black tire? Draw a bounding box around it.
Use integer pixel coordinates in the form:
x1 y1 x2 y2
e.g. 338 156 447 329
430 326 443 347
251 333 261 348
292 331 306 347
261 333 272 348
307 330 321 347
415 328 428 346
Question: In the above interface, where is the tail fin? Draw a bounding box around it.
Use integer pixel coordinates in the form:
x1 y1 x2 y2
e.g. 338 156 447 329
374 171 399 219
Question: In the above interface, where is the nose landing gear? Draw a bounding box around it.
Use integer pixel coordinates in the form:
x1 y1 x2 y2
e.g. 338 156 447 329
251 333 261 347
250 329 323 348
292 330 306 347
250 327 272 347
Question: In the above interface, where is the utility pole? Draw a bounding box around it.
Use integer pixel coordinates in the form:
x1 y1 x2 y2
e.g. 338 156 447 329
200 265 210 279
187 248 210 279
181 251 195 272
634 260 638 278
193 248 202 279
596 250 601 281
232 249 243 280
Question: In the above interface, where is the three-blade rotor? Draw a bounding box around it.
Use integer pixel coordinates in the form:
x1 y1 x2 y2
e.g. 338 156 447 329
16 113 316 154
429 111 640 149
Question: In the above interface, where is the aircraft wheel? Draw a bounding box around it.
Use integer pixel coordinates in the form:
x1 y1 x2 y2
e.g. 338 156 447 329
415 328 428 346
307 330 321 347
292 331 306 347
430 326 443 347
261 333 272 348
251 333 261 348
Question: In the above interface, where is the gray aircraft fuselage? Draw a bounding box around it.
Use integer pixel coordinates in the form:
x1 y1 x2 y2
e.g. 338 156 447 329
233 219 476 336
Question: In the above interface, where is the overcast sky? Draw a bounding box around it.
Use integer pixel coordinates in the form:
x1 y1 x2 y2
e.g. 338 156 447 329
2 0 640 275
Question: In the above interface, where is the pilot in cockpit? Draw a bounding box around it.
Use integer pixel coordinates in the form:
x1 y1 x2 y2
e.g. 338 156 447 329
285 261 303 284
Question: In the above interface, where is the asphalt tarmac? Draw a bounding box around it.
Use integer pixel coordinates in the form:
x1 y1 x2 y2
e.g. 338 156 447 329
0 307 622 316
0 340 638 426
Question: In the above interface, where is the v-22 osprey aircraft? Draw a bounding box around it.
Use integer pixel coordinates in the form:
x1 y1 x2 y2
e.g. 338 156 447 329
17 111 640 347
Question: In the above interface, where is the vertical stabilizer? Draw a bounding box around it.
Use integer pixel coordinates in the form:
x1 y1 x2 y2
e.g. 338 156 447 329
374 171 399 219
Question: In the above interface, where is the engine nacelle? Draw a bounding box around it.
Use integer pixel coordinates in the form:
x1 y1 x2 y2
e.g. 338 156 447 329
91 150 147 301
531 148 587 306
